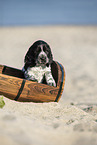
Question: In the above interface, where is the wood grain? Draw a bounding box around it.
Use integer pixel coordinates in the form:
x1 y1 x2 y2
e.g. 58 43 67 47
57 63 65 102
0 74 23 100
0 65 4 74
0 61 65 102
0 73 59 102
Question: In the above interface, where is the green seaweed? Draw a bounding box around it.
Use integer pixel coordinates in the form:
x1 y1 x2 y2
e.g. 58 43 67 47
0 97 5 108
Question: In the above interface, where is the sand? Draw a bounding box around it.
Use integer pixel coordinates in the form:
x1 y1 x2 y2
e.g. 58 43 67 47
0 25 97 145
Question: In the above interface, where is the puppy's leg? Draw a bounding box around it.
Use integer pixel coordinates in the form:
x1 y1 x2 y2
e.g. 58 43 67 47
25 72 38 82
23 68 38 82
45 68 56 87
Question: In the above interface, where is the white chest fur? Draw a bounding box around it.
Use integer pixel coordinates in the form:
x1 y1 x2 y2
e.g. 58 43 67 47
26 66 51 83
23 65 56 87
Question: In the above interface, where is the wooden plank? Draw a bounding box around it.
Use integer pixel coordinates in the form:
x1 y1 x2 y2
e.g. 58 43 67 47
0 73 59 102
57 63 65 102
0 61 65 102
0 73 23 100
0 65 4 74
19 79 59 102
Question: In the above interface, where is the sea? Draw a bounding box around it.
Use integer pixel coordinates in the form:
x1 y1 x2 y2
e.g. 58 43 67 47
0 0 97 26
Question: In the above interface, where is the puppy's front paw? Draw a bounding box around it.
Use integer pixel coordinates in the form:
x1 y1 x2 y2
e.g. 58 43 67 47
30 77 38 82
48 80 56 87
24 71 38 82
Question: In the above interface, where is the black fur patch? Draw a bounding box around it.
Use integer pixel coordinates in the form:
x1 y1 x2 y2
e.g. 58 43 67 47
24 40 53 70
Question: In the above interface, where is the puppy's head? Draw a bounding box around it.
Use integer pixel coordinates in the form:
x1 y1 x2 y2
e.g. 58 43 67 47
24 40 53 69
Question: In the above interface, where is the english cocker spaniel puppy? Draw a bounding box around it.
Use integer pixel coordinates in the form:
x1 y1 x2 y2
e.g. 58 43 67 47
22 40 56 87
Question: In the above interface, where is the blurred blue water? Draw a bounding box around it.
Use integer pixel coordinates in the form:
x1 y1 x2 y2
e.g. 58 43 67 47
0 0 97 26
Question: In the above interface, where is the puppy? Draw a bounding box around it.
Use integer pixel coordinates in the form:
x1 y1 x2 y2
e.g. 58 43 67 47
22 40 56 87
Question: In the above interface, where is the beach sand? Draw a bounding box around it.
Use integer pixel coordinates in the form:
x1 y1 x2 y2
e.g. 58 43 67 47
0 25 97 145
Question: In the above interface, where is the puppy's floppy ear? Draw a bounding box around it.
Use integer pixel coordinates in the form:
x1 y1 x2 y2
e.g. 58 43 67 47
47 44 53 64
49 52 53 64
24 44 36 68
24 40 42 63
24 47 32 63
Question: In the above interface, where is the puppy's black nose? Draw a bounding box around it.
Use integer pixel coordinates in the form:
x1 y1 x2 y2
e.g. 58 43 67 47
40 55 46 59
39 55 46 63
41 56 46 60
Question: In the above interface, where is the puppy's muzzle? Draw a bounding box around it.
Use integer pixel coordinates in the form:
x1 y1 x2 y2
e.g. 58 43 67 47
39 54 47 64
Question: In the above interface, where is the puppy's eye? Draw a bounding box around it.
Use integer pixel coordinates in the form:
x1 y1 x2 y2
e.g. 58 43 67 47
43 46 49 53
36 47 41 52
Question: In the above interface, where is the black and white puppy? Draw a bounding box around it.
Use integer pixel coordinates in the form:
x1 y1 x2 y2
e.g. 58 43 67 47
22 40 56 87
